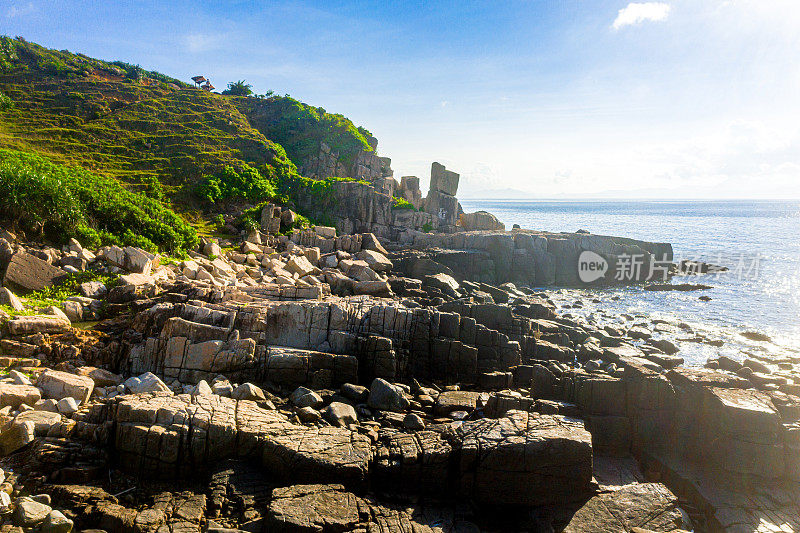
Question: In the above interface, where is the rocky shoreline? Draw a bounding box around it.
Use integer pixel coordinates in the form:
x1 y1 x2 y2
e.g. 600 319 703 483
0 213 798 533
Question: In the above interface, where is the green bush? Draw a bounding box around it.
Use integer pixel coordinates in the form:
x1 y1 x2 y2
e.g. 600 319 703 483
0 149 198 252
392 196 415 210
223 80 253 96
195 164 277 203
0 91 12 110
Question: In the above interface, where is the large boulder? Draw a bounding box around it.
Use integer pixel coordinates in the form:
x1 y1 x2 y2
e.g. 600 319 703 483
37 370 94 404
6 315 71 335
0 287 23 312
355 249 393 272
429 162 460 197
12 496 52 527
123 372 171 395
14 411 62 436
267 484 361 532
0 420 35 455
367 378 409 413
563 482 686 532
453 411 593 506
0 384 41 408
2 251 67 291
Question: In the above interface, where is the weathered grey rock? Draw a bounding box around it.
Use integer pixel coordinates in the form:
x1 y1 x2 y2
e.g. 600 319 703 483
56 397 79 416
434 390 482 417
3 251 67 291
563 482 685 532
123 372 171 394
13 496 52 527
231 383 266 402
403 413 425 430
0 287 23 312
37 370 94 404
355 249 393 272
429 162 460 197
321 402 358 427
39 509 74 533
423 273 460 298
459 211 505 231
193 380 213 396
453 411 592 506
0 420 35 455
8 370 31 386
14 410 61 436
0 384 42 409
353 280 392 298
79 280 107 299
368 378 409 412
76 366 122 387
6 315 71 335
290 386 323 409
267 484 361 532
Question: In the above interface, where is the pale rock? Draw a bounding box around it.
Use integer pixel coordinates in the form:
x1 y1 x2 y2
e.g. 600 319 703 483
232 383 266 402
37 370 94 404
13 496 52 527
321 402 358 427
15 410 61 435
57 397 79 416
40 509 73 533
8 370 31 386
0 384 41 408
0 420 35 455
290 386 323 409
123 372 171 394
6 315 70 335
0 287 24 312
79 281 107 298
285 256 315 277
356 249 393 272
193 380 213 396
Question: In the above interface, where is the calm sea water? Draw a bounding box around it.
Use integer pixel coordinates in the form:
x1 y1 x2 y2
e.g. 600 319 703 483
459 199 800 365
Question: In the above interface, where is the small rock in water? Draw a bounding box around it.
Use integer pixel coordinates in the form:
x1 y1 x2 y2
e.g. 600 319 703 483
741 331 772 342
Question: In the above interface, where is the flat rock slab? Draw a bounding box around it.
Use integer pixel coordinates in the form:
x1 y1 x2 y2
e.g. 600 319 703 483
433 390 482 416
3 251 67 291
267 483 475 533
0 383 42 408
37 369 95 404
453 410 593 506
7 315 71 336
113 393 372 485
563 482 686 532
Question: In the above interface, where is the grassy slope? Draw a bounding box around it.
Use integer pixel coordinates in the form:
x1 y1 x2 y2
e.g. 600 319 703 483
0 37 379 247
235 95 375 171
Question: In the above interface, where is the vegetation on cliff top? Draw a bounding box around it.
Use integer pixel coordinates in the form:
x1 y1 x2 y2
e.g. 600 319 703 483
0 36 379 244
233 95 376 169
0 149 197 252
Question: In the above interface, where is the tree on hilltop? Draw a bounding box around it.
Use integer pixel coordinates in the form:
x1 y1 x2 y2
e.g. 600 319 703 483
223 80 253 96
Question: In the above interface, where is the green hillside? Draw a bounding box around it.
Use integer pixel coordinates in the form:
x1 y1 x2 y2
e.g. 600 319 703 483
0 37 379 250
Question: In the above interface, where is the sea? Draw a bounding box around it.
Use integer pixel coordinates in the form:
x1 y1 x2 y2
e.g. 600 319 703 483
459 199 800 366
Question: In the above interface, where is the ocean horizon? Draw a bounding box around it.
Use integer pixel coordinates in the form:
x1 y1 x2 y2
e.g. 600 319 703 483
460 198 800 366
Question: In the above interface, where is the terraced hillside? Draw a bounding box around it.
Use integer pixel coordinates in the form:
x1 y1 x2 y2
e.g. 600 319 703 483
0 36 379 249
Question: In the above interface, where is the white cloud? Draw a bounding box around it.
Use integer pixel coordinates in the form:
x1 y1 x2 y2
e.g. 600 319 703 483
6 2 34 18
183 33 225 53
612 2 671 30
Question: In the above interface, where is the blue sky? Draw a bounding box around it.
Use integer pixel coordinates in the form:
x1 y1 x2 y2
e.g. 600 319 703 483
2 0 799 198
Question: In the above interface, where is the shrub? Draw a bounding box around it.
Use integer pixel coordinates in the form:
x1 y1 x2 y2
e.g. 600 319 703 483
195 164 276 204
224 80 253 96
0 91 12 111
0 149 198 252
392 196 415 210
